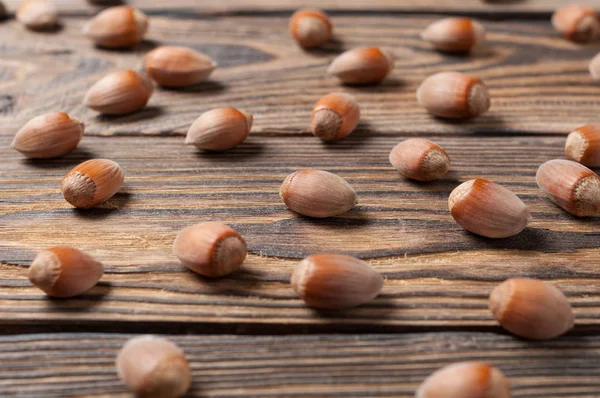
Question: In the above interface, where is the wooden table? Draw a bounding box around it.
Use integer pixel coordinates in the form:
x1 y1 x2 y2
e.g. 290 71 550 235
2 0 600 396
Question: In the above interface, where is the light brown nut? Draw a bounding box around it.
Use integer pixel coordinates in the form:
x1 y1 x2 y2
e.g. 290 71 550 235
565 124 600 167
84 70 154 115
84 5 148 48
389 138 450 181
416 362 511 398
490 278 574 340
280 169 357 218
144 46 217 87
61 159 124 209
421 17 485 54
327 47 394 84
289 9 332 48
291 253 383 309
16 0 58 30
11 112 84 159
116 335 191 398
311 92 360 141
172 222 247 278
589 52 600 79
448 179 530 238
536 159 600 217
28 246 103 297
185 107 252 150
417 71 490 119
552 4 600 43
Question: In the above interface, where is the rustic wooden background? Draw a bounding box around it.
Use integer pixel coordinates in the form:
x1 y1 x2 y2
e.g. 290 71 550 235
2 0 600 396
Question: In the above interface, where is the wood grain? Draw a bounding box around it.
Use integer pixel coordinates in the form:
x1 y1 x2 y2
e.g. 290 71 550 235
1 15 600 136
2 332 600 397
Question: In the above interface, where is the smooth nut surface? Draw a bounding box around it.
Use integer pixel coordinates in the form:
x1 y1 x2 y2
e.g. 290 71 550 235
327 47 394 84
536 159 600 217
552 4 600 42
291 254 383 309
144 46 217 87
311 92 360 141
11 112 84 159
84 70 154 115
421 17 485 54
389 138 450 181
565 124 600 167
417 71 490 119
28 246 103 297
289 9 332 48
185 107 252 150
280 169 357 218
172 222 247 278
590 52 600 80
490 278 574 340
61 159 124 209
84 6 148 48
449 179 530 238
416 361 511 398
17 0 58 30
116 335 191 398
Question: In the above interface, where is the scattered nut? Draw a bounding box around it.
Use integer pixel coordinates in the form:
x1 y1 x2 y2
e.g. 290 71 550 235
417 71 491 119
565 124 600 167
116 335 191 398
28 246 103 297
421 17 485 54
185 107 252 150
280 169 357 218
289 8 332 48
416 362 511 398
172 222 247 278
490 278 574 340
61 159 124 209
144 46 217 88
11 112 84 159
311 92 360 142
389 138 450 181
291 253 383 309
84 5 148 48
552 4 600 43
536 159 600 217
17 0 58 30
449 179 531 238
327 47 394 85
589 52 600 79
84 70 154 115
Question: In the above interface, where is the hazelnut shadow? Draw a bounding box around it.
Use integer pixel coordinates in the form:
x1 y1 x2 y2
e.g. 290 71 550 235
302 36 348 56
194 140 265 162
44 282 113 310
320 120 376 149
22 147 98 169
341 77 405 91
71 191 133 219
95 105 166 123
93 39 159 54
158 80 227 94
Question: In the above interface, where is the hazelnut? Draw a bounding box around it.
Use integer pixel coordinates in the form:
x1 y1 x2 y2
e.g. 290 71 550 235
552 4 600 43
84 70 154 115
416 362 511 398
144 46 217 88
449 179 531 238
565 124 600 167
590 52 600 79
289 9 332 48
16 0 58 30
11 112 84 159
280 169 357 218
291 254 383 309
490 278 574 340
116 335 191 398
417 71 490 119
311 92 360 142
84 6 148 48
327 47 394 85
172 222 247 278
185 107 252 150
28 246 103 297
421 17 486 54
61 159 124 209
536 159 600 217
389 138 450 181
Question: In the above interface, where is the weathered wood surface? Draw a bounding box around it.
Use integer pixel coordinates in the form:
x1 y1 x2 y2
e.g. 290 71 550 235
2 332 600 397
2 15 600 136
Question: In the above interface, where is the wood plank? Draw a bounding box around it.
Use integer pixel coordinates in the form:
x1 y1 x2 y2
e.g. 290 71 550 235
2 332 600 397
2 134 600 331
1 15 600 136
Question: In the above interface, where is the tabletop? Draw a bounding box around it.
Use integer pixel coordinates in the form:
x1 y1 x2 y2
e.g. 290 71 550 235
2 0 600 397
